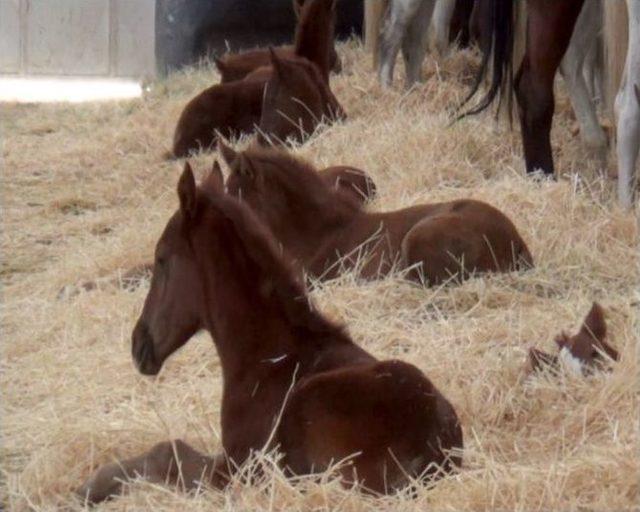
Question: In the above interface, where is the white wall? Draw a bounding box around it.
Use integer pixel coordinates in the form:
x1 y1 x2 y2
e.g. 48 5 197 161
0 0 155 78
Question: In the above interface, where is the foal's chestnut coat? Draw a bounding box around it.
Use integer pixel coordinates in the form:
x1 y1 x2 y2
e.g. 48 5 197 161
171 0 340 157
214 0 342 83
222 145 533 284
77 164 462 502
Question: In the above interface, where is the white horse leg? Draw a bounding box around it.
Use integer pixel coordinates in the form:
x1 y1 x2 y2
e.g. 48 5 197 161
560 0 608 164
401 0 437 87
379 0 424 87
582 33 604 104
616 0 640 208
431 0 456 55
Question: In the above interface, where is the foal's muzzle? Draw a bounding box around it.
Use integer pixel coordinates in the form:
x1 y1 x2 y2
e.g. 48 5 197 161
132 321 160 376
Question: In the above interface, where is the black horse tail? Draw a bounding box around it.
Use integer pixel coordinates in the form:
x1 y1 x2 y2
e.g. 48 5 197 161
455 0 516 121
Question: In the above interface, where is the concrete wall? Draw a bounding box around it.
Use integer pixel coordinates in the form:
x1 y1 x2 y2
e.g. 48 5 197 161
0 0 155 78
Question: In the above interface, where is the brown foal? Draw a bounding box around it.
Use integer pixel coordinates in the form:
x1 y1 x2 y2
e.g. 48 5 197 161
215 0 342 83
528 302 619 376
171 0 340 157
257 49 346 145
77 163 462 503
221 144 533 284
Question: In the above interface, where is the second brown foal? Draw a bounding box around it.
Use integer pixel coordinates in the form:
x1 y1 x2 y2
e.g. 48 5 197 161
77 163 462 502
221 144 533 284
214 0 341 83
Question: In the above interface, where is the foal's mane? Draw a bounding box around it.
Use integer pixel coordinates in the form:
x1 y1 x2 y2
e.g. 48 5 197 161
245 146 361 219
200 189 351 344
293 0 335 81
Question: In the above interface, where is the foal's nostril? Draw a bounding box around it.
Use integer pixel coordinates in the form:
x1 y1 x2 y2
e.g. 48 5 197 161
132 321 157 374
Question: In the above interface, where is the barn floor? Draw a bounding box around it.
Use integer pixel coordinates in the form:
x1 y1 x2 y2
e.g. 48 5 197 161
2 42 638 511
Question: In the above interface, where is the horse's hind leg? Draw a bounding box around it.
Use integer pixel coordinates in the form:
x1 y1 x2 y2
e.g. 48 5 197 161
77 440 229 504
402 0 436 86
615 0 640 208
431 0 455 55
378 0 424 87
559 0 608 166
515 0 585 175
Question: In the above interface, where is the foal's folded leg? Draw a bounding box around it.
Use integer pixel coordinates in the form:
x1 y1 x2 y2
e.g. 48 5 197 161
77 439 229 504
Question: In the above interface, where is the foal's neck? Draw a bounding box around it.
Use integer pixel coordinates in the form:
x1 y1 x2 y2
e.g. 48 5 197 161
193 217 326 380
275 196 360 261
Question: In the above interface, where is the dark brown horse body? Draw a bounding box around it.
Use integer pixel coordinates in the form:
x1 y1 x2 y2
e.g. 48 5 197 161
464 0 585 175
222 145 533 284
77 164 462 502
171 0 340 157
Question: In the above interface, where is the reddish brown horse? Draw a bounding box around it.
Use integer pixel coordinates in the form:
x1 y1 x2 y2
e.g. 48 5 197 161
461 0 587 176
220 144 533 284
171 0 339 157
527 302 619 376
77 163 463 503
215 0 342 83
257 49 346 145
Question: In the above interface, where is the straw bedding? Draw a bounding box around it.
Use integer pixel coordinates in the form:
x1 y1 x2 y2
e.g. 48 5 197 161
2 41 638 511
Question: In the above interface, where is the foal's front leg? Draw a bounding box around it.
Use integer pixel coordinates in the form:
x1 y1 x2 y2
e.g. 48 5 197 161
77 439 229 504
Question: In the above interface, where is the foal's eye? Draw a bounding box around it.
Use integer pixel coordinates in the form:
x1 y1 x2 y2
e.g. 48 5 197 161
156 256 166 268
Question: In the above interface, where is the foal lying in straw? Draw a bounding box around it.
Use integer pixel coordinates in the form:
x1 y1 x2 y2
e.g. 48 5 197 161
214 0 342 83
77 162 463 502
220 143 533 284
171 0 342 157
527 302 619 376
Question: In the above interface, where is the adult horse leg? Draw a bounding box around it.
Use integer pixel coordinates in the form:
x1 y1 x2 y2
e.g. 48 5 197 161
615 0 640 208
515 0 585 175
449 0 474 48
431 0 456 55
77 440 229 504
402 0 437 87
559 0 608 166
378 0 424 87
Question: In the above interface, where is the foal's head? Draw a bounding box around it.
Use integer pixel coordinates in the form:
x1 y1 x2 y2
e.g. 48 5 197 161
528 302 619 376
222 142 358 239
258 49 345 145
132 159 350 375
131 162 225 375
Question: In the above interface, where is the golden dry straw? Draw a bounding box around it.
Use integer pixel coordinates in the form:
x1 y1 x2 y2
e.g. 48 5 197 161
1 41 638 511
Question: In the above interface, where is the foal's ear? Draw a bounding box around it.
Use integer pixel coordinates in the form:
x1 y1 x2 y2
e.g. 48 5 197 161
269 47 292 81
202 160 225 195
292 0 304 19
218 140 239 167
580 302 607 342
178 162 197 219
213 56 226 73
237 154 259 180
